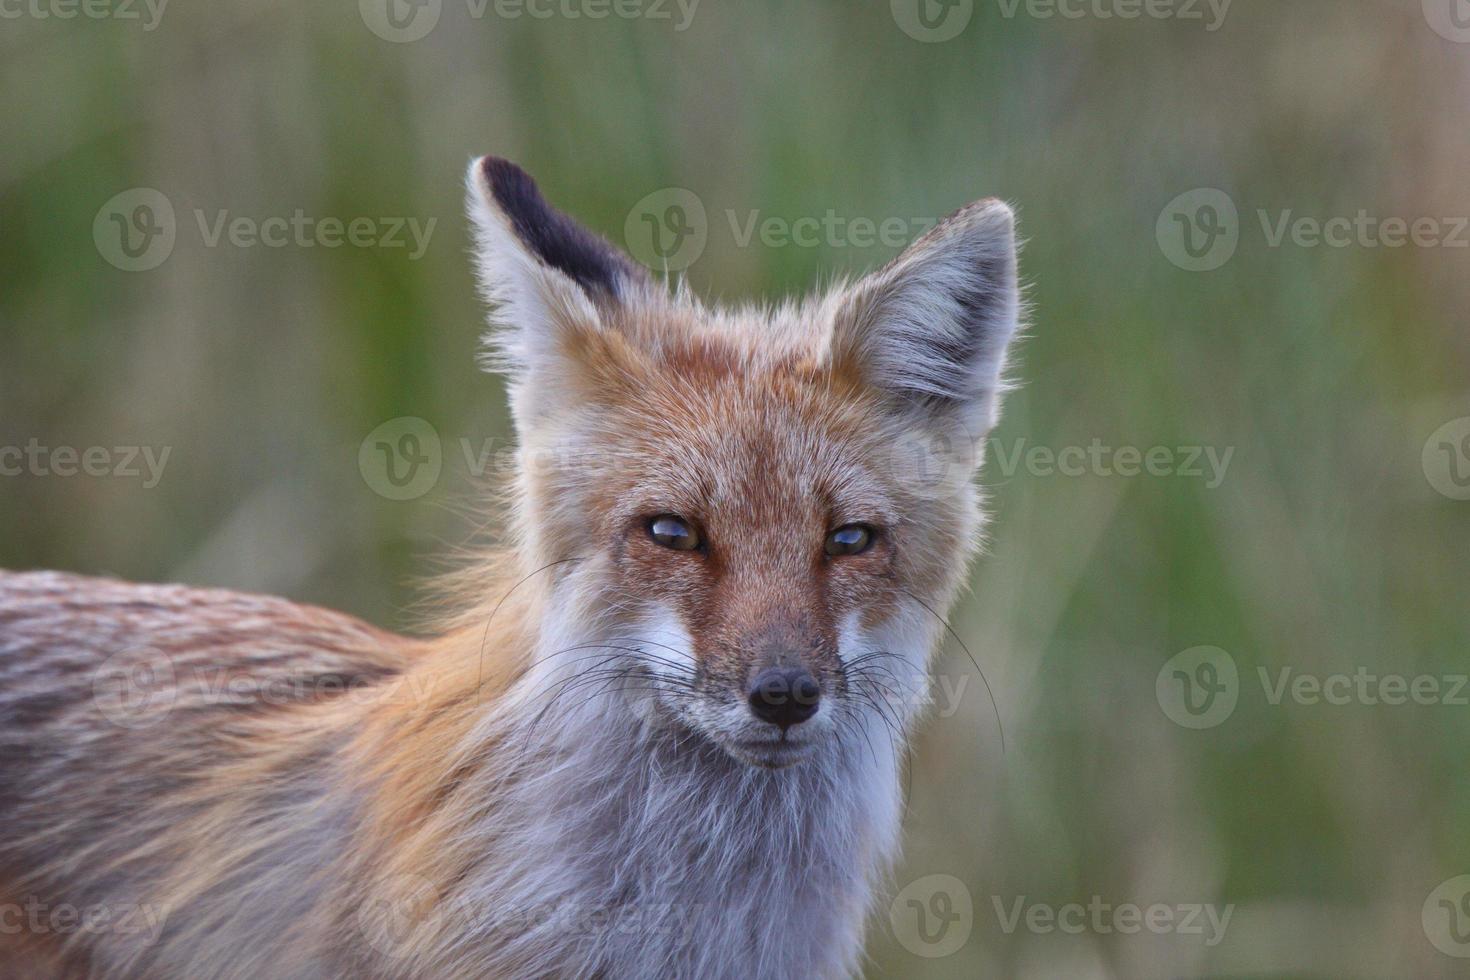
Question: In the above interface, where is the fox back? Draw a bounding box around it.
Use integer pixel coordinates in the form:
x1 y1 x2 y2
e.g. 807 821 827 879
0 156 1022 979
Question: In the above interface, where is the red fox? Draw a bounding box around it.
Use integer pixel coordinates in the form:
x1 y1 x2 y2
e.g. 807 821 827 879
0 156 1022 979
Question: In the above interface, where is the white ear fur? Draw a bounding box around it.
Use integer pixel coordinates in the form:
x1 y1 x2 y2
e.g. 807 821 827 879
465 159 597 378
465 156 646 432
830 199 1022 437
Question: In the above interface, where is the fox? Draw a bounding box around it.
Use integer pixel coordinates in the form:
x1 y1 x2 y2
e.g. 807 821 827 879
0 156 1023 979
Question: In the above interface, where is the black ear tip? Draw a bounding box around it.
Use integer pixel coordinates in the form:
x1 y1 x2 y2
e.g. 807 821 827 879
477 156 539 208
471 153 644 298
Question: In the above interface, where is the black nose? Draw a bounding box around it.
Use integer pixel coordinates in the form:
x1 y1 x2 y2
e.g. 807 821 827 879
747 667 821 729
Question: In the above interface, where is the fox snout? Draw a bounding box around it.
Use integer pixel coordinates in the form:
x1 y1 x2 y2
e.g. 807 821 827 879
746 666 821 730
734 623 832 730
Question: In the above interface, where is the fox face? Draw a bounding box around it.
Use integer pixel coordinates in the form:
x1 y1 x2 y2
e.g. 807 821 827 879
468 157 1020 769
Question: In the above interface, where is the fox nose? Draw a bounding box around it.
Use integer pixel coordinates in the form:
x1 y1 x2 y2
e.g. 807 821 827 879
747 666 821 730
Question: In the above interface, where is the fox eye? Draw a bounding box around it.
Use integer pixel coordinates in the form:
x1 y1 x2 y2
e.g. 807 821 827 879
825 524 873 557
648 515 701 551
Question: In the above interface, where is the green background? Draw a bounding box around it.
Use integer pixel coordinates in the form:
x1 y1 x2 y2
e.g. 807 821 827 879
2 0 1468 975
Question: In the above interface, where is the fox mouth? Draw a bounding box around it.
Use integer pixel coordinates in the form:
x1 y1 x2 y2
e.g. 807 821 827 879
654 682 829 769
724 735 817 770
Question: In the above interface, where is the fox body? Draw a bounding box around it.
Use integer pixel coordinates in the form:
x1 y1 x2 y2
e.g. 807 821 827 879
0 157 1022 979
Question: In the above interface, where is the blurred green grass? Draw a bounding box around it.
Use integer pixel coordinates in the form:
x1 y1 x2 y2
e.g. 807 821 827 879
2 0 1468 975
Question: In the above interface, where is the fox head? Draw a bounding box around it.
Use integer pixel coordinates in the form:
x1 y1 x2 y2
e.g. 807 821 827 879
467 156 1020 769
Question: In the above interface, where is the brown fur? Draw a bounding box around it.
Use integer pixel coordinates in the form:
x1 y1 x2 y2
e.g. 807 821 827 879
0 157 1021 978
0 566 545 978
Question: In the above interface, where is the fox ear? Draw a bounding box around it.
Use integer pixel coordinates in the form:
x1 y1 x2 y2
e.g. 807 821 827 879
465 156 648 426
829 199 1022 437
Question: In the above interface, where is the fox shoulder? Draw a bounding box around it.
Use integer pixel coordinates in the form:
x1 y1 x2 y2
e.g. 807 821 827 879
0 569 415 733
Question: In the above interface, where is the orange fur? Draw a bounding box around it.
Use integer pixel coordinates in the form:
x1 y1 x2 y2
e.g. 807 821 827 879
0 156 1022 978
